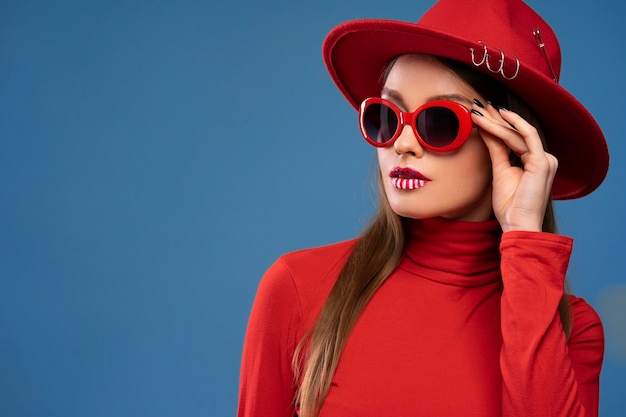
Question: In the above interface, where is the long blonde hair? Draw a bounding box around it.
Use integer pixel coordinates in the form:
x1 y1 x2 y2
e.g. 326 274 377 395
293 55 572 417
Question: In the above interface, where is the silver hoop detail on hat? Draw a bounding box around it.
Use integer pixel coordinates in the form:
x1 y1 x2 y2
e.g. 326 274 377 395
469 41 488 67
469 41 520 81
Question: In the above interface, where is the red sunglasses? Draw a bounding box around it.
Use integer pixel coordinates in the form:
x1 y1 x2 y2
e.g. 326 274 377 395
359 97 475 152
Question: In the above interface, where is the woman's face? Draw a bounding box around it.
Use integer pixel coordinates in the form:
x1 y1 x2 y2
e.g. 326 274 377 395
377 54 494 222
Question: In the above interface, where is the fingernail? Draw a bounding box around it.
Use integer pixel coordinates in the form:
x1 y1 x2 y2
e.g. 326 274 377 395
471 109 484 116
473 98 485 108
498 106 509 112
487 100 493 107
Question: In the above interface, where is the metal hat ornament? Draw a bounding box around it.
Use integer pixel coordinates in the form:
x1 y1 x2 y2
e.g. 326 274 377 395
323 0 609 200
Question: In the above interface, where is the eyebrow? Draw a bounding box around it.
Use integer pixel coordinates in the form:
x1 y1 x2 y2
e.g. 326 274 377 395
381 87 473 109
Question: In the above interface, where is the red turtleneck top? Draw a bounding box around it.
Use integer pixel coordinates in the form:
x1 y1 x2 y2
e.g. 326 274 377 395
238 218 604 417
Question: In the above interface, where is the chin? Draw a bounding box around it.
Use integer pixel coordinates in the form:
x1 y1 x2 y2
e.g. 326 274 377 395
388 203 436 220
388 199 493 222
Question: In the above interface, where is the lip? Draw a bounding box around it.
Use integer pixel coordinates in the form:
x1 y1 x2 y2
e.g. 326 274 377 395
390 166 430 180
389 166 431 190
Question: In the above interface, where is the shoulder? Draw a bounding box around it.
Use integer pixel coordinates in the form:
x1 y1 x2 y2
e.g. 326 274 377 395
270 238 356 294
258 239 356 321
564 294 605 387
568 294 604 344
566 294 604 372
277 239 356 276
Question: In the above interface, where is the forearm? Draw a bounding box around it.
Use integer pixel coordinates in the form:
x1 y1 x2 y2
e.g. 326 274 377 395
499 232 602 417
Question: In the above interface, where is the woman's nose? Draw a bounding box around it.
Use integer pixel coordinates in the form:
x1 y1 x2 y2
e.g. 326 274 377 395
393 124 425 157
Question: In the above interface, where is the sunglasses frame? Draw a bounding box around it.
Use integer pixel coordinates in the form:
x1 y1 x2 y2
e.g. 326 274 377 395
359 97 475 152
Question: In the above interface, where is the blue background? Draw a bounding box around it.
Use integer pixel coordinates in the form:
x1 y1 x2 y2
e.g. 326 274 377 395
1 0 625 416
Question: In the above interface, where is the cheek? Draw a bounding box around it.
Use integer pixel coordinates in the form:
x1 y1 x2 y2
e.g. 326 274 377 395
454 139 492 188
376 148 395 196
376 148 392 173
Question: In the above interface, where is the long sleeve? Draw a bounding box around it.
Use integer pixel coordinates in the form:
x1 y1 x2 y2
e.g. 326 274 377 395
238 258 301 417
499 232 604 417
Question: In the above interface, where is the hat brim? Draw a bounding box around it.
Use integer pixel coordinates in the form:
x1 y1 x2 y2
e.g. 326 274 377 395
323 19 609 200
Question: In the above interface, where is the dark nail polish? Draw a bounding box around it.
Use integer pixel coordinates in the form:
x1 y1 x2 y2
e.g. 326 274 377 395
498 106 509 112
487 100 493 106
471 109 483 117
473 98 485 108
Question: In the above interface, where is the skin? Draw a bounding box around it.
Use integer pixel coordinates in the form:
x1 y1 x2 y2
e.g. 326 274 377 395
377 54 558 232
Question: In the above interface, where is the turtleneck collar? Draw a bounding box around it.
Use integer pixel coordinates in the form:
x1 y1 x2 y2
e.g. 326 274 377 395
400 217 503 287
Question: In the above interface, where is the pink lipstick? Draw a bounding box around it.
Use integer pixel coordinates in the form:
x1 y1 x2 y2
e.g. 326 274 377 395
389 167 430 190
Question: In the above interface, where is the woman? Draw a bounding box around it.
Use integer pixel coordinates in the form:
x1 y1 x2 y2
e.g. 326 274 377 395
238 0 608 416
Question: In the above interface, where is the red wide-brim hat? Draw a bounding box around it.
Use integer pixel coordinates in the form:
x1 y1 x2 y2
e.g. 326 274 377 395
323 0 609 200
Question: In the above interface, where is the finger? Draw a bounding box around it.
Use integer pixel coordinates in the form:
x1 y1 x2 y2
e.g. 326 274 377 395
496 108 546 155
479 128 514 171
473 99 515 130
471 107 529 156
496 109 560 181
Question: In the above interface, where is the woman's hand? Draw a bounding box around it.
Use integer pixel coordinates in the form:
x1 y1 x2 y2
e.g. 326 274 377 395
471 100 558 233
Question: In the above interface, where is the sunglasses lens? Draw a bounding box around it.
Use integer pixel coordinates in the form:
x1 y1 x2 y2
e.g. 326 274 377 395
362 103 398 144
417 107 460 148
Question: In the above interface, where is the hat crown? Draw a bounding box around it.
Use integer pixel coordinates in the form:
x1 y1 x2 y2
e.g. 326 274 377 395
417 0 561 82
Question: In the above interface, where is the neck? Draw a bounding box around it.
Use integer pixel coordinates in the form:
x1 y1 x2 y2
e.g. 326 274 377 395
401 216 502 286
